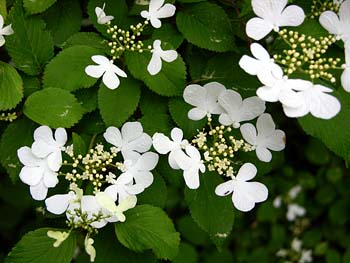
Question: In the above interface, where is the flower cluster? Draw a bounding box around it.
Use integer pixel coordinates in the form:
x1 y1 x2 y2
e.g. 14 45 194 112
84 0 177 89
0 112 17 122
276 238 313 263
17 122 158 261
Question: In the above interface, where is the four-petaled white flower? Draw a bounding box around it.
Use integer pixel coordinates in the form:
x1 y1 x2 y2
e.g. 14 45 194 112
95 3 114 25
240 113 286 162
239 43 283 87
246 0 305 40
17 146 58 200
218 89 266 128
215 163 268 212
341 43 350 92
85 55 127 90
140 0 176 28
319 0 350 43
0 14 13 47
183 82 225 121
286 203 306 221
147 39 177 75
104 122 152 161
31 126 67 171
152 127 188 169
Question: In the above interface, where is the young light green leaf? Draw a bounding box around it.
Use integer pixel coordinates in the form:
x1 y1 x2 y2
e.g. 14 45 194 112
176 2 235 52
98 78 141 127
23 0 57 14
43 46 102 92
23 88 85 128
115 205 180 260
5 228 76 263
0 62 23 110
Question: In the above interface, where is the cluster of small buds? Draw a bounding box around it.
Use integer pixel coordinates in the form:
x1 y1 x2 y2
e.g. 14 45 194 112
0 112 17 122
66 207 103 235
106 21 151 60
274 29 340 82
192 119 253 177
310 0 339 19
63 144 122 192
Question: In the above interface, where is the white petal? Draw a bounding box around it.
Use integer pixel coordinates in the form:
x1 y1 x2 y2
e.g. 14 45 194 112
309 87 341 119
278 5 305 27
236 163 257 181
339 0 350 22
43 170 58 188
135 152 159 171
171 149 191 171
218 113 234 126
140 10 150 19
279 88 303 108
150 17 162 28
168 150 182 169
170 127 183 143
156 4 176 18
256 113 275 136
341 68 350 92
110 64 127 78
91 55 110 65
149 0 164 13
256 146 272 162
121 122 143 142
17 146 40 166
215 180 234 196
218 90 242 121
47 151 62 171
31 141 53 158
133 171 154 189
152 133 174 154
251 43 270 61
183 84 207 108
239 55 261 75
102 70 120 90
104 127 122 147
264 130 286 151
239 96 266 122
240 123 257 145
251 0 287 19
1 24 13 35
232 181 268 212
147 53 162 75
0 15 3 29
19 166 43 186
256 86 280 102
184 145 201 161
45 192 74 215
85 65 105 78
319 11 341 35
98 15 114 24
0 35 5 47
160 50 177 63
54 128 67 147
282 103 308 118
127 133 152 154
246 17 273 41
30 181 48 200
183 168 200 189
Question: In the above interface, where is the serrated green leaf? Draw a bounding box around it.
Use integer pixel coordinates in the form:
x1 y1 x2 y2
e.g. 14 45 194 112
140 113 172 135
42 0 82 45
43 46 102 92
185 171 234 248
72 132 87 156
6 2 54 75
152 23 184 49
0 117 36 183
5 228 76 263
74 86 98 113
139 89 169 116
169 98 206 138
23 0 56 14
125 50 186 97
23 88 85 128
138 172 167 208
177 216 210 246
62 32 107 50
115 205 180 260
23 76 40 97
176 2 235 52
173 243 198 263
0 62 23 110
98 78 141 127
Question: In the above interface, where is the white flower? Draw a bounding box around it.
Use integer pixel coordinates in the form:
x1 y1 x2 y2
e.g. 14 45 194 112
299 250 313 263
246 0 305 40
104 122 152 161
45 191 76 215
0 14 13 47
31 126 67 171
288 185 302 199
147 40 177 75
291 238 302 252
95 3 114 24
218 89 266 128
152 127 188 169
341 43 350 92
286 203 306 221
215 163 268 212
174 145 205 189
240 113 286 162
140 0 176 28
282 83 341 119
183 82 226 120
17 146 58 200
85 55 127 90
319 0 350 43
273 196 282 208
239 43 283 87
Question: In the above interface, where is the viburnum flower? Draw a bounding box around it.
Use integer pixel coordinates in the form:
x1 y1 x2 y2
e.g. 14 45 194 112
239 43 283 86
218 89 266 128
240 113 286 162
31 126 67 171
85 55 127 90
319 0 350 43
140 0 176 28
286 203 306 221
147 40 177 75
341 43 350 92
0 14 13 47
215 163 268 212
152 127 189 169
104 122 152 161
183 82 226 121
282 83 341 119
246 0 305 40
17 147 58 200
95 4 114 24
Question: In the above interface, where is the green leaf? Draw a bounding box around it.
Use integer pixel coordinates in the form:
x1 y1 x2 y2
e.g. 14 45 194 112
177 215 210 246
0 117 36 183
140 113 172 135
115 205 180 260
98 78 141 127
169 98 207 138
72 132 87 156
173 243 198 263
176 2 235 52
62 32 107 50
185 171 235 248
23 76 40 97
23 88 85 128
23 0 56 14
152 24 184 49
74 86 98 113
125 50 186 97
138 173 167 208
0 62 23 110
43 46 102 92
5 228 76 263
42 0 82 45
6 2 54 75
299 90 350 161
